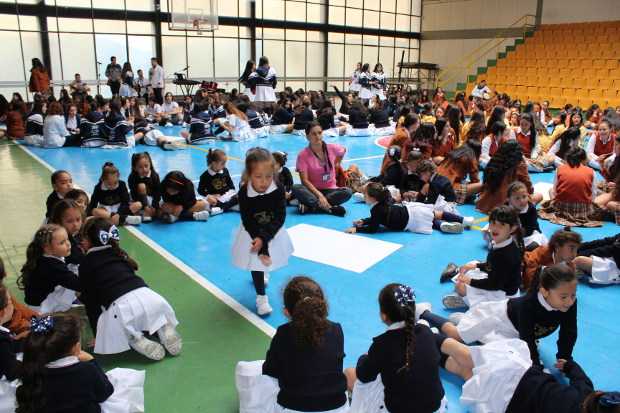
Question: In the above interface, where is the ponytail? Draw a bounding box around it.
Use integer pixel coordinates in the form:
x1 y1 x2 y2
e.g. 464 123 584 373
379 283 417 372
19 225 62 290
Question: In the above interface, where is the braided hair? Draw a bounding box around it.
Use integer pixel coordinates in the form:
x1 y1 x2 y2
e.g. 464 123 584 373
283 276 329 348
18 224 63 290
379 283 417 373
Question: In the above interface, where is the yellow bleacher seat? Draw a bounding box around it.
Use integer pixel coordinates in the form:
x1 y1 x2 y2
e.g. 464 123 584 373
586 78 599 89
593 59 606 69
606 60 618 69
577 97 594 107
612 79 620 89
599 78 612 89
596 68 610 78
580 59 593 68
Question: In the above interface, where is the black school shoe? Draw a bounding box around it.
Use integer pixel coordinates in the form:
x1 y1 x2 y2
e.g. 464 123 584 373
329 205 346 217
440 263 459 283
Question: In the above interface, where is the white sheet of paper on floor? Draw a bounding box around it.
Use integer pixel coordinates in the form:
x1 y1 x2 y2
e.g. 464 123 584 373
286 223 402 273
534 182 554 202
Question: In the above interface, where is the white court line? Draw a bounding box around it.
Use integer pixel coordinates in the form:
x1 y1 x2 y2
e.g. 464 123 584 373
16 144 276 338
342 154 384 162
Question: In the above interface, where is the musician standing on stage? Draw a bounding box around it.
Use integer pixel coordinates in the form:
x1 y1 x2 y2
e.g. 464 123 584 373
149 57 165 105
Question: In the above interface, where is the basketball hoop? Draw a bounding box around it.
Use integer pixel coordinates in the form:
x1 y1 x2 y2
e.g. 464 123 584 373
168 0 218 33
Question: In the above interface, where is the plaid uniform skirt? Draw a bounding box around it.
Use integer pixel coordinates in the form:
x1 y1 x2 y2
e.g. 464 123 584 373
538 200 603 227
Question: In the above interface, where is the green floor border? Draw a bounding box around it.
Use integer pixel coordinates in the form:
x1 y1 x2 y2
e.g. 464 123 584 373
0 141 271 412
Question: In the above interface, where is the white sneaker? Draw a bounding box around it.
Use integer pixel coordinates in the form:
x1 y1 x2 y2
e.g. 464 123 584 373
163 140 186 150
449 312 465 325
256 295 272 316
209 207 223 216
415 302 432 322
165 122 173 127
288 198 299 206
462 216 475 227
142 215 152 223
353 192 365 202
129 335 165 360
193 210 210 221
157 323 182 356
124 215 142 225
440 222 464 234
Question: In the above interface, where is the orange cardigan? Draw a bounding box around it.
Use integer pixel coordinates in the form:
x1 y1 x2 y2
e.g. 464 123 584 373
523 245 554 289
476 161 533 214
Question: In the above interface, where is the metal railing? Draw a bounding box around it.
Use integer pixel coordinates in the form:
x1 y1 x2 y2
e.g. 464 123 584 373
436 14 536 88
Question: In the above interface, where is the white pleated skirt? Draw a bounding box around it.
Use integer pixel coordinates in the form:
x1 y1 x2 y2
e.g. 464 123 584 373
523 231 548 248
371 88 386 101
142 129 164 146
0 368 145 413
371 125 395 136
235 360 349 413
346 126 372 137
24 134 44 147
243 87 256 102
100 368 145 413
232 126 256 142
322 127 341 137
456 299 519 344
591 256 620 284
254 86 277 103
94 287 179 355
0 378 17 413
460 339 532 413
270 124 290 134
403 202 435 235
350 83 361 92
463 269 520 309
232 226 294 272
253 126 270 138
350 375 448 413
359 88 373 100
291 129 306 137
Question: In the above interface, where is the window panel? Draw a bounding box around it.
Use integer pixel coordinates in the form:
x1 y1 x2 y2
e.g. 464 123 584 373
128 35 156 75
127 0 154 11
93 19 126 34
347 0 363 8
380 12 395 30
327 43 344 78
346 7 362 27
363 35 379 46
286 80 305 91
379 47 394 78
214 25 238 38
362 46 378 66
395 14 409 32
239 38 252 80
396 0 411 14
345 33 362 45
95 34 127 78
92 0 124 9
412 0 422 16
262 28 284 40
306 42 323 78
45 0 90 6
286 29 306 41
218 0 238 17
60 33 96 83
0 31 25 82
48 17 94 33
365 10 380 29
214 37 238 77
286 1 305 22
257 0 285 20
0 14 18 30
382 0 396 13
21 31 44 80
162 36 188 79
187 36 214 79
410 16 421 32
262 40 284 89
307 3 324 23
329 6 344 25
344 44 361 78
286 42 305 77
127 21 154 35
17 15 38 31
328 32 344 43
307 31 322 42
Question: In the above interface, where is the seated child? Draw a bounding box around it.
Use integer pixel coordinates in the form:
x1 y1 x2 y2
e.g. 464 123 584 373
65 188 89 214
127 152 161 222
345 283 448 413
273 151 294 203
437 140 482 205
346 182 472 235
547 126 581 168
197 149 236 213
399 150 424 202
181 101 214 144
79 218 181 360
50 199 85 272
506 181 547 250
574 233 620 285
218 101 254 141
160 170 210 223
425 263 577 368
88 162 142 226
45 170 73 219
15 314 145 412
134 115 185 150
19 224 81 313
415 160 457 206
80 99 106 148
371 146 404 188
246 105 269 138
0 258 38 340
103 99 133 147
440 205 522 309
0 282 21 412
235 276 348 413
523 227 581 289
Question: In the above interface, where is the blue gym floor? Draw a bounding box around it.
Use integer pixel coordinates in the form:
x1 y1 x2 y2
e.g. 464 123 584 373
21 127 620 411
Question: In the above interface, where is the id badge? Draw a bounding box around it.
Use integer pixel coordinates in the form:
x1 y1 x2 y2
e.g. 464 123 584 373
322 173 330 182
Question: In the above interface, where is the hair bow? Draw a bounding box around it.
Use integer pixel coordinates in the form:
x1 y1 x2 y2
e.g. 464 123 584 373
600 392 620 407
31 315 54 334
98 225 120 245
394 284 416 307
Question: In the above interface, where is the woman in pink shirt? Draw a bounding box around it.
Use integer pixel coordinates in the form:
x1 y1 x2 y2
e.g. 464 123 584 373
292 121 353 216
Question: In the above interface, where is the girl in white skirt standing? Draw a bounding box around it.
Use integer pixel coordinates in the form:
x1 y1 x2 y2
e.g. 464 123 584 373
79 217 181 361
422 263 577 368
437 336 615 413
344 283 448 413
358 64 373 104
232 147 293 316
235 276 348 413
574 234 620 285
349 62 362 94
14 313 144 413
440 205 523 309
344 182 473 235
370 63 387 101
19 224 81 313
